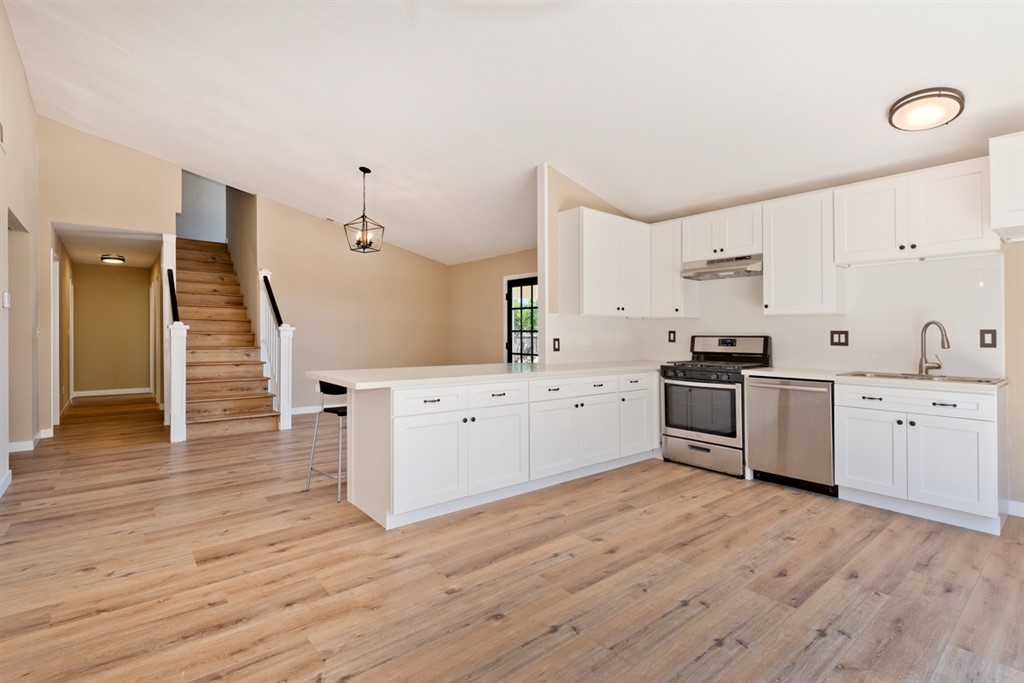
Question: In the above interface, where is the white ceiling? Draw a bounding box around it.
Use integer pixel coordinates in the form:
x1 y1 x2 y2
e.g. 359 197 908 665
54 223 162 267
7 1 1024 265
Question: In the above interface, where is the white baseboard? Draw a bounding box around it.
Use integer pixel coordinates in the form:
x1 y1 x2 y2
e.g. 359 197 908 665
0 469 11 497
9 440 35 453
73 388 153 398
1009 500 1024 518
38 428 53 439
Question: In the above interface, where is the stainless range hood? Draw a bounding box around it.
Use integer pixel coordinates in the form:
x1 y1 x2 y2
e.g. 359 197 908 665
681 254 763 281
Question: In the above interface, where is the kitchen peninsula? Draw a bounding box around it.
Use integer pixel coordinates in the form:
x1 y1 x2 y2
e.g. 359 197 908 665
308 361 662 529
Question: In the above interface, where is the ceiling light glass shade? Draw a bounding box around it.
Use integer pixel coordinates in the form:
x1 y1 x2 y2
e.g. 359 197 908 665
344 166 385 253
888 87 965 131
100 253 125 264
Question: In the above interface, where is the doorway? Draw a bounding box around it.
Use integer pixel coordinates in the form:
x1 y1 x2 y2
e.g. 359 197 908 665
505 276 539 363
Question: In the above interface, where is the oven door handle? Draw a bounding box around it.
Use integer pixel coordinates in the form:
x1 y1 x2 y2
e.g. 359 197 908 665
663 379 741 391
747 382 830 393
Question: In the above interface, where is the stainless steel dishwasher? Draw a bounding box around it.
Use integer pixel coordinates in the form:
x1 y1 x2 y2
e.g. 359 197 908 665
745 376 836 496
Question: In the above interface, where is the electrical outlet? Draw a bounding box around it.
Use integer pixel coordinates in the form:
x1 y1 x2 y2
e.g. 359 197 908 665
553 337 560 352
668 330 676 343
830 330 849 346
980 329 997 348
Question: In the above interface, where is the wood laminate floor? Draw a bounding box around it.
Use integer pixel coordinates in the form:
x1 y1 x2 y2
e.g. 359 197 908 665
1 396 1021 682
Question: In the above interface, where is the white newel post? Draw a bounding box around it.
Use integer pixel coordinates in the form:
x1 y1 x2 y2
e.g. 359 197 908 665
278 324 294 430
169 321 189 442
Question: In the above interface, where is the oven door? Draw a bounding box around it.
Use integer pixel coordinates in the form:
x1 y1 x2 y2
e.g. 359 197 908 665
662 379 743 449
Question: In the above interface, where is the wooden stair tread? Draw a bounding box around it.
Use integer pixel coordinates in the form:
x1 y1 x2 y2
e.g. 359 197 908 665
186 360 265 367
186 410 279 424
187 376 270 385
186 392 275 404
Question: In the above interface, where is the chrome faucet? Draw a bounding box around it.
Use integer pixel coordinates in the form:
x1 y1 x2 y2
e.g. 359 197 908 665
918 320 951 375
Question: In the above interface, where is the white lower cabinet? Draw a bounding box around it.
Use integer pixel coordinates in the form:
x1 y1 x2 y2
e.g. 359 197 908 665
834 383 1003 530
577 393 620 466
529 396 578 479
619 388 657 457
393 402 528 513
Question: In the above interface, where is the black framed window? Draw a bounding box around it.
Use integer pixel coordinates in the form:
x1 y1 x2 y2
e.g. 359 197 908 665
506 276 538 363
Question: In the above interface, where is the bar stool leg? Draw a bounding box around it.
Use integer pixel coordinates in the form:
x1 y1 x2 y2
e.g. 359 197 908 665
306 398 324 492
337 416 345 502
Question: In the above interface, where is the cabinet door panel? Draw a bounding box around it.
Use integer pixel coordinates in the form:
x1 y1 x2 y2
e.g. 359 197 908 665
578 393 620 466
618 220 650 316
619 388 655 456
909 158 998 256
467 404 529 495
529 398 578 479
393 412 467 513
907 414 997 516
834 176 908 264
580 211 621 316
650 219 683 317
719 203 763 257
990 132 1024 230
682 214 717 262
763 190 839 314
835 406 907 498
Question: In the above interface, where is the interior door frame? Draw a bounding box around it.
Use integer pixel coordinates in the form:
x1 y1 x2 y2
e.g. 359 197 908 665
51 249 59 426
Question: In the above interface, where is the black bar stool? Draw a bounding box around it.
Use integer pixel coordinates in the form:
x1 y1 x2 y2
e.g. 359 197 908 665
305 381 348 502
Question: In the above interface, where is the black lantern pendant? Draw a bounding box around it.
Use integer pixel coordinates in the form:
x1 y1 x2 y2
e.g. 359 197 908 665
344 166 385 253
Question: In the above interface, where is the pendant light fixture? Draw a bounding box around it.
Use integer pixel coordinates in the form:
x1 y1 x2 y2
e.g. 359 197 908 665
344 166 384 253
888 87 965 131
100 253 125 264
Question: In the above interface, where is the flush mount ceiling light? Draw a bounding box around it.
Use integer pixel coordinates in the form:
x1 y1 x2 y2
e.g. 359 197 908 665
344 166 384 254
888 87 965 131
100 253 125 264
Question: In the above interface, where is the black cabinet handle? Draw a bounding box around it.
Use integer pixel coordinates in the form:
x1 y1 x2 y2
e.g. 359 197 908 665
899 245 906 250
462 418 468 423
621 397 626 402
470 417 476 422
580 402 585 407
547 387 560 392
593 383 604 388
932 401 957 408
909 420 917 426
910 244 917 249
764 304 769 309
862 396 883 401
423 398 441 404
629 379 639 384
491 392 506 397
675 308 679 312
574 403 579 408
896 419 903 425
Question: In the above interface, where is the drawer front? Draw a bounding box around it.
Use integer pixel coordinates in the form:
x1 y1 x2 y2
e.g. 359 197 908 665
529 377 579 402
619 372 654 391
578 375 619 396
833 383 995 421
467 381 528 408
393 385 467 417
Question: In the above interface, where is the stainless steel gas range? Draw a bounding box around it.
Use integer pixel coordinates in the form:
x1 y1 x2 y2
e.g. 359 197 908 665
660 335 772 476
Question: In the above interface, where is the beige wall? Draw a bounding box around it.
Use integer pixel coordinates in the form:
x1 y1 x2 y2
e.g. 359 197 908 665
72 264 152 392
449 249 538 364
225 188 259 336
1004 241 1023 506
254 197 452 409
2 1 40 453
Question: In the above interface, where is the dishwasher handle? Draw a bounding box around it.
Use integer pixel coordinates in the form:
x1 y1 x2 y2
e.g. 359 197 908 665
747 381 831 393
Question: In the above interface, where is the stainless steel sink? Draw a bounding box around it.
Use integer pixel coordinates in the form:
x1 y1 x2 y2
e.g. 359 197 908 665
837 371 1003 385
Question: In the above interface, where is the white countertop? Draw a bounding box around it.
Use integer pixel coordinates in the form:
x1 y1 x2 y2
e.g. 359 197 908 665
744 367 1007 393
307 360 662 390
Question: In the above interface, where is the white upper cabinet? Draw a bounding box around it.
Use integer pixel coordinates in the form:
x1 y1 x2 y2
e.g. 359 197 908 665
834 175 909 265
649 219 699 318
989 131 1024 240
762 190 843 315
559 207 650 318
681 203 762 262
835 158 998 265
908 157 997 257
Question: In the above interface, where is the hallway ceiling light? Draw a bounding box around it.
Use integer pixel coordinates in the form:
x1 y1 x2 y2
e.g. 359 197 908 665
100 253 125 264
344 167 384 254
888 87 965 131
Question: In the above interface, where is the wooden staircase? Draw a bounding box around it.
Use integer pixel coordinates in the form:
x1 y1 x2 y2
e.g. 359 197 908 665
176 238 279 438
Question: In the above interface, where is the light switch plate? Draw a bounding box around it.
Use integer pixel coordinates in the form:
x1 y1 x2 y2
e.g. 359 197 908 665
668 330 676 343
1 292 10 309
980 329 997 348
830 330 849 346
553 337 560 352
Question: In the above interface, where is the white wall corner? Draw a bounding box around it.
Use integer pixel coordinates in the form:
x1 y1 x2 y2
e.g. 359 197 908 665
0 469 11 497
1008 499 1024 517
